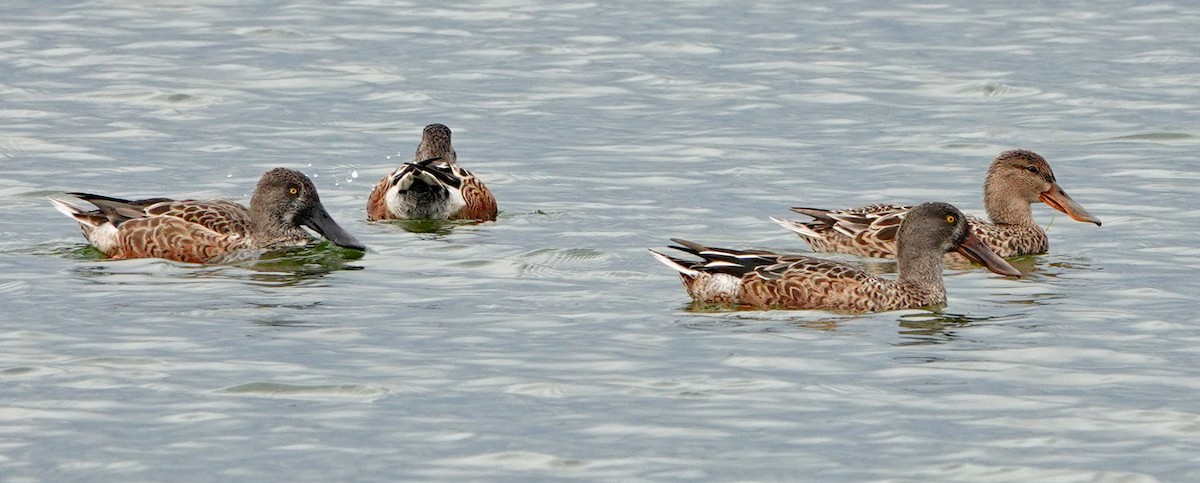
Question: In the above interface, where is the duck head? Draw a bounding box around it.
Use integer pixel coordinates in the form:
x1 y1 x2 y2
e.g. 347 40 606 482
984 150 1101 226
250 168 366 251
899 202 1022 277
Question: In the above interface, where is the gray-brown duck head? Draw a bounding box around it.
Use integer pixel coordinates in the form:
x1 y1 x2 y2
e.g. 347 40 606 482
414 123 457 164
897 202 1022 279
249 168 366 251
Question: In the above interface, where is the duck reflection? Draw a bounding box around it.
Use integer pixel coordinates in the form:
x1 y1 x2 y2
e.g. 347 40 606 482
64 241 364 287
894 310 998 346
377 217 499 237
240 243 365 286
675 305 1010 346
676 310 859 333
384 218 457 236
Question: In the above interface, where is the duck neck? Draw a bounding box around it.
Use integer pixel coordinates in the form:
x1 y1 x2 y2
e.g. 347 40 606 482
983 175 1036 227
896 240 946 294
416 143 455 165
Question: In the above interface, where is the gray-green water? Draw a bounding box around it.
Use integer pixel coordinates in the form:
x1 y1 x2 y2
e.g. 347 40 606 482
3 1 1199 481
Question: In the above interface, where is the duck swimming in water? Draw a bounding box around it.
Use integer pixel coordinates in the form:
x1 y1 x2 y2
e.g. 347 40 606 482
776 150 1101 263
653 202 1021 312
50 167 365 263
366 123 497 221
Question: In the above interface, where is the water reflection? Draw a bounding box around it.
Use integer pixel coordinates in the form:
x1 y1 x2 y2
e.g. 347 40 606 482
18 242 108 261
676 305 1012 345
1004 256 1041 275
996 292 1068 307
676 311 859 333
55 242 365 287
216 382 390 401
376 217 497 237
893 310 998 346
240 243 366 286
248 301 329 327
1022 256 1098 278
383 218 458 236
251 316 323 328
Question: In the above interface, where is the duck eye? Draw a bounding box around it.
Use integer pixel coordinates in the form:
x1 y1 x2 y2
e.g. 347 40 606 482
289 187 299 195
945 215 956 224
1025 165 1039 174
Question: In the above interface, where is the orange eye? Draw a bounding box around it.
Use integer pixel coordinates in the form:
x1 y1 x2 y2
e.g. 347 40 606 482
289 187 298 195
946 215 956 223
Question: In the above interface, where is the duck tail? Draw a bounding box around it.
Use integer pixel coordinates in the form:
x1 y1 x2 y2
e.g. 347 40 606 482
770 216 823 239
790 207 837 224
48 194 106 227
649 249 698 279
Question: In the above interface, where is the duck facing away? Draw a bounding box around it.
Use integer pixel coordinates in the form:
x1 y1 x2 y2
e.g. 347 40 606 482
653 202 1022 312
776 150 1102 263
366 123 497 221
50 168 366 264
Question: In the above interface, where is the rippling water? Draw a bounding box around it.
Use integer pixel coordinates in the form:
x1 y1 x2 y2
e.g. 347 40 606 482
3 1 1199 481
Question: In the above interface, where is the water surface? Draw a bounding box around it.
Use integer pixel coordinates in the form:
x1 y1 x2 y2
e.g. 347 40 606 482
2 1 1199 481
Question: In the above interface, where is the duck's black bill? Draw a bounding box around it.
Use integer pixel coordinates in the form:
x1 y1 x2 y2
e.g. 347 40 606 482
302 206 366 251
956 231 1022 277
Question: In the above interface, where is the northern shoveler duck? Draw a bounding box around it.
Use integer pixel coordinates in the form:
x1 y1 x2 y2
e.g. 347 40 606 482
366 123 497 221
652 202 1021 312
49 168 366 264
775 150 1102 263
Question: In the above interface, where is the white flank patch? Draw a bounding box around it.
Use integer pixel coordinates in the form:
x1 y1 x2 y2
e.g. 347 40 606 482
86 223 121 254
694 273 742 301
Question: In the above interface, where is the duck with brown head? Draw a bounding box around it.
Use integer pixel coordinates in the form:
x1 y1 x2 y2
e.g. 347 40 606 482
777 150 1102 262
653 202 1021 312
50 168 365 264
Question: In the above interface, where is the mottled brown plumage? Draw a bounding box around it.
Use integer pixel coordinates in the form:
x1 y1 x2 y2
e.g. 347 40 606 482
777 150 1102 263
50 168 365 264
366 123 498 221
653 202 1021 312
